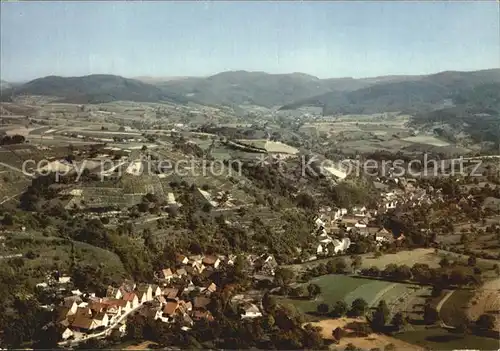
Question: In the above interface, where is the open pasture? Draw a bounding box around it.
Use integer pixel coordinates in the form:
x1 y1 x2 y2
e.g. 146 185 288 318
281 275 420 317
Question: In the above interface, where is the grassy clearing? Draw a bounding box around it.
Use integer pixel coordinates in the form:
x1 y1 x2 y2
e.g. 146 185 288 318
396 328 499 350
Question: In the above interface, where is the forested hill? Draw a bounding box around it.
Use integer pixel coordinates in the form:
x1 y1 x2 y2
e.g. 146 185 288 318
0 74 190 104
279 69 500 115
409 82 500 145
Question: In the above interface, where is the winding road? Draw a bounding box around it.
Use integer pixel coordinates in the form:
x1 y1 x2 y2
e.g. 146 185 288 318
436 290 455 329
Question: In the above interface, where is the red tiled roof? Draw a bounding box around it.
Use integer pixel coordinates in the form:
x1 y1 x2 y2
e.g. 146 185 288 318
163 301 179 316
122 292 137 302
202 255 218 265
102 298 127 308
71 315 95 330
163 288 179 300
89 301 107 313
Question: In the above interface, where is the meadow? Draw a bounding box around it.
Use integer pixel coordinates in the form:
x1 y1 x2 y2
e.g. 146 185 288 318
281 275 417 316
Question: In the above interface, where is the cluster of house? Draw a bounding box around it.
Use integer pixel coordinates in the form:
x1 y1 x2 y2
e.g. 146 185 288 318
36 272 72 290
55 253 269 342
312 178 445 255
313 204 399 256
56 281 140 341
377 177 442 209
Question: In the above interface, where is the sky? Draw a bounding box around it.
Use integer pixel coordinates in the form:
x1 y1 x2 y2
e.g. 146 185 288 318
1 1 499 82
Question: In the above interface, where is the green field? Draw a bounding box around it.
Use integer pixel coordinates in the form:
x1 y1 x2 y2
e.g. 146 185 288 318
440 290 475 327
396 328 499 350
281 275 400 314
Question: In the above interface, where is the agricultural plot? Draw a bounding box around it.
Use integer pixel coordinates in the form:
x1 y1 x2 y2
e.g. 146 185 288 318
402 135 451 147
360 248 444 269
281 275 419 317
236 139 299 154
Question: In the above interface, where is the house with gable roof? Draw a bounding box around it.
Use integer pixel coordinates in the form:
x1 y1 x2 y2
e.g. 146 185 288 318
122 292 140 309
136 284 153 303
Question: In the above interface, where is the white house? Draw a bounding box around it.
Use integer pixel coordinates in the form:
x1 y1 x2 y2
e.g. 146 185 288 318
58 276 72 284
240 304 262 319
332 208 344 221
93 312 109 328
61 328 74 340
161 268 176 282
332 238 351 254
122 292 140 309
385 201 397 210
118 322 127 334
355 222 367 229
71 289 83 296
352 206 365 215
136 284 153 303
106 286 123 300
316 244 325 255
152 285 162 297
65 301 79 315
202 255 220 269
176 254 189 265
315 217 326 228
108 299 132 314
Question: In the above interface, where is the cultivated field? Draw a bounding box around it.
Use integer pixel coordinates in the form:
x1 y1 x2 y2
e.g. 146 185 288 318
402 135 451 147
360 248 443 269
281 275 422 318
285 249 445 274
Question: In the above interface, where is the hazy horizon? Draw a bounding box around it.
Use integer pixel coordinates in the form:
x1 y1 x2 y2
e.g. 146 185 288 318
1 1 499 82
4 67 500 85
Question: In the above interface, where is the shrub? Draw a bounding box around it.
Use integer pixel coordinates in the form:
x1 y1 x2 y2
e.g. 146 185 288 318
25 250 38 259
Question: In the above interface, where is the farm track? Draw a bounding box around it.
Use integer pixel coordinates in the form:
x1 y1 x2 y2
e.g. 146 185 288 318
368 283 397 307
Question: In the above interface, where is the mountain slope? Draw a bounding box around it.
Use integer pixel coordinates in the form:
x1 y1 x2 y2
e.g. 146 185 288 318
279 69 500 114
3 69 499 110
2 74 190 104
409 82 500 145
156 70 334 108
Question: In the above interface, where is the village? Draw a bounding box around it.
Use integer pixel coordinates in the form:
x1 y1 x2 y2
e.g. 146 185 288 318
32 167 447 345
41 251 276 344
